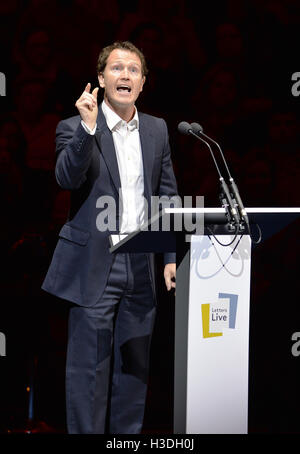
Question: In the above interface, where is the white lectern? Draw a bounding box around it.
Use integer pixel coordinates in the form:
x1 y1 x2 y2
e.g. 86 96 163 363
109 207 300 434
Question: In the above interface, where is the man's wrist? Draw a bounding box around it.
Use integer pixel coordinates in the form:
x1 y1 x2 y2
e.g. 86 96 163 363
81 120 97 135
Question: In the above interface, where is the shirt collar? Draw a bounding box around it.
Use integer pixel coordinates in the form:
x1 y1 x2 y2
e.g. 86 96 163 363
101 100 139 132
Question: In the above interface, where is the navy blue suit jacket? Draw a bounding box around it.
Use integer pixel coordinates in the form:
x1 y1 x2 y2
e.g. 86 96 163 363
42 107 178 307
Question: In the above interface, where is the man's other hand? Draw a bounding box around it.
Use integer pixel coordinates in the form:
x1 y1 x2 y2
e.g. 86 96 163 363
164 263 176 292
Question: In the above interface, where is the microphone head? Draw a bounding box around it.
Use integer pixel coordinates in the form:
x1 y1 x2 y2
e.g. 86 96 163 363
190 122 204 134
178 121 192 135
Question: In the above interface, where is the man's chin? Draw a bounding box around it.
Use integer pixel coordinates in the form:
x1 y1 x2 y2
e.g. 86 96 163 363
106 96 135 112
114 97 135 108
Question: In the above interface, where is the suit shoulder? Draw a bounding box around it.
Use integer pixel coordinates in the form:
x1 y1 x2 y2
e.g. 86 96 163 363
57 114 81 132
139 112 167 130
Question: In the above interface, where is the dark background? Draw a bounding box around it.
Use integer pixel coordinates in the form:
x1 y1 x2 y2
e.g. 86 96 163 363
0 0 299 434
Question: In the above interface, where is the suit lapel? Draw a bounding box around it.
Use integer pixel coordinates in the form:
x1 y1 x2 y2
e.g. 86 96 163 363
139 113 155 203
95 109 121 192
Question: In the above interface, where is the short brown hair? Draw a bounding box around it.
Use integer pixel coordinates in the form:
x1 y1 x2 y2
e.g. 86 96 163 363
96 41 148 77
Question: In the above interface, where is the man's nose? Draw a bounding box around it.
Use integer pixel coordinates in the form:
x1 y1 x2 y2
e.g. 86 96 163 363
121 67 130 79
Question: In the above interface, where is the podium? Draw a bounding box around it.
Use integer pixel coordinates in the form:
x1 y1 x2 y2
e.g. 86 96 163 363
109 207 300 434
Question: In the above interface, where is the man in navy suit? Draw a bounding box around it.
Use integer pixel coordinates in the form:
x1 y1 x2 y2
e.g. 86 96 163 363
42 41 177 434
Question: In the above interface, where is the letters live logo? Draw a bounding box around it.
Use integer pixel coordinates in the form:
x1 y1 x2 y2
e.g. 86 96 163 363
201 293 238 338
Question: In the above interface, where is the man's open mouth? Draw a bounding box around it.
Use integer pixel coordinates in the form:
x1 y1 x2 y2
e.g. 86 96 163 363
117 85 131 92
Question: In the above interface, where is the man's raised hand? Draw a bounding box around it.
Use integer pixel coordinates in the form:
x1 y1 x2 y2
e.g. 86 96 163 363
75 83 99 131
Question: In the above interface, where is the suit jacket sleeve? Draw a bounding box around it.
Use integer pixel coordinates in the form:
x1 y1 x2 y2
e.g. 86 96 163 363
159 119 178 265
55 118 95 190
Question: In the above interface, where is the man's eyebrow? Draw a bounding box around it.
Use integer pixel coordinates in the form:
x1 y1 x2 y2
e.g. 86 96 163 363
109 59 141 67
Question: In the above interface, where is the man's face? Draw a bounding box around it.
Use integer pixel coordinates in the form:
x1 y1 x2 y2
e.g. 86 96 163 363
98 49 145 114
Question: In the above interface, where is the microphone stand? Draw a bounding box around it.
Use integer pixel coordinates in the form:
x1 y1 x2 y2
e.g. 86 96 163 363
191 123 249 233
178 123 241 230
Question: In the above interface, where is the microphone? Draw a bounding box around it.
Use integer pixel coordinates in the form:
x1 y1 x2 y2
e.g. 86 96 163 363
178 121 240 226
190 122 249 228
177 121 192 136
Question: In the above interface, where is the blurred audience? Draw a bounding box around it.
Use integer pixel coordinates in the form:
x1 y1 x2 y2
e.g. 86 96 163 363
13 27 75 116
10 78 60 232
264 109 300 206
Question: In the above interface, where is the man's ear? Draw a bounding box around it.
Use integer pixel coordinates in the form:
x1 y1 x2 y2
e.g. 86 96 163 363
140 76 146 93
98 73 105 89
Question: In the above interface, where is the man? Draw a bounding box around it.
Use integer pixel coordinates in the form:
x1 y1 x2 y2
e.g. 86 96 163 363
42 41 177 434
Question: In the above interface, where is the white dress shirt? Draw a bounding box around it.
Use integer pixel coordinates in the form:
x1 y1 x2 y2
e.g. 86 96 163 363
82 101 145 234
